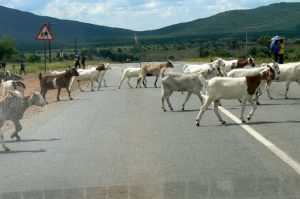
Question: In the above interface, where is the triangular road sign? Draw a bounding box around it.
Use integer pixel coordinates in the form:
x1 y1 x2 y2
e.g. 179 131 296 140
35 24 54 40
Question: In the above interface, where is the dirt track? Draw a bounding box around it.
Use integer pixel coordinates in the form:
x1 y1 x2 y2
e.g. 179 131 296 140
1 72 78 126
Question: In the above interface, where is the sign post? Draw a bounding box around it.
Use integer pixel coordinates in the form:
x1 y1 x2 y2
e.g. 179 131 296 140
35 23 54 72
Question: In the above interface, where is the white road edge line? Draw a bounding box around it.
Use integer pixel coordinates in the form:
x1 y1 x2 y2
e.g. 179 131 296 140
217 106 300 176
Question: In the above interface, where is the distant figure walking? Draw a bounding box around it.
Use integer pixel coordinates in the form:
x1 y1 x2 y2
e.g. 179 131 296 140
279 39 285 64
20 61 26 75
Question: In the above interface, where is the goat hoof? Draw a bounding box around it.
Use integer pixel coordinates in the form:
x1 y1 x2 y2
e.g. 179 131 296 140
70 98 73 100
247 116 251 121
181 107 184 111
57 98 60 101
170 108 173 111
221 121 226 124
256 102 260 105
285 97 288 99
195 121 200 127
163 109 167 112
242 119 246 123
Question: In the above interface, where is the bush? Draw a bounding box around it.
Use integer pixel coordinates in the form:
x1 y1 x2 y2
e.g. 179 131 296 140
27 54 41 63
0 37 16 61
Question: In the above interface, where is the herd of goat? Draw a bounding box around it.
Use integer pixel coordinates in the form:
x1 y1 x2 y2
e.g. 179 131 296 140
0 56 300 151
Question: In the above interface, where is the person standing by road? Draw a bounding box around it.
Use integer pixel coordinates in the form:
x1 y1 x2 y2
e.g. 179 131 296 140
271 40 280 63
81 54 86 69
20 61 26 75
74 54 81 69
279 39 285 64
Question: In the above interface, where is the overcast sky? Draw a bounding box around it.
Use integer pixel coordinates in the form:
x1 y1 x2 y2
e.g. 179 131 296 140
0 0 299 31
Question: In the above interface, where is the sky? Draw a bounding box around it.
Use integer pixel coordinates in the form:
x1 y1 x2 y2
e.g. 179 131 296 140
0 0 299 31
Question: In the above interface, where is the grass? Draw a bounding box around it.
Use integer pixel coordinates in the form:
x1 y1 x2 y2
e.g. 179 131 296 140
5 60 108 73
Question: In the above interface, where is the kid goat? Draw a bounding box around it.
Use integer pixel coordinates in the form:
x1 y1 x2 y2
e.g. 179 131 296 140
195 66 277 126
137 61 174 88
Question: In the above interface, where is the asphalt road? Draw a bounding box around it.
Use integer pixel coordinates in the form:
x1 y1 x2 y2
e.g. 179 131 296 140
0 62 299 199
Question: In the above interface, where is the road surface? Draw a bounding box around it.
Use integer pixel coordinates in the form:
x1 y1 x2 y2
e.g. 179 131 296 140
0 63 299 199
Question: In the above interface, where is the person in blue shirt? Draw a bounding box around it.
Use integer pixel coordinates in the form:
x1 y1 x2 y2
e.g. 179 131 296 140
271 40 280 63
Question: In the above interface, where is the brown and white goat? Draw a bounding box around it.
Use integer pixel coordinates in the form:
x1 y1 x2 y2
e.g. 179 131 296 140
39 67 79 102
137 61 174 88
195 66 276 126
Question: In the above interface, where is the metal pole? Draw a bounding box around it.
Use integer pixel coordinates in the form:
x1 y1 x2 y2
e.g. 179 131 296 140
48 23 51 63
75 35 77 54
44 40 47 72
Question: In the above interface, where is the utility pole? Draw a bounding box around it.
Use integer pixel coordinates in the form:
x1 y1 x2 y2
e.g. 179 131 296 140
245 26 248 55
48 23 51 63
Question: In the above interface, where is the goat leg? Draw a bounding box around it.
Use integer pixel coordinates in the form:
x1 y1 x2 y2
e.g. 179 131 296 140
57 88 61 101
1 132 10 151
246 98 257 121
181 92 192 111
11 120 22 141
213 100 226 124
66 88 73 100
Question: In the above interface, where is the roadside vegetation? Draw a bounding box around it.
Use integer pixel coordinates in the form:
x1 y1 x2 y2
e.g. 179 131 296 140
1 35 300 73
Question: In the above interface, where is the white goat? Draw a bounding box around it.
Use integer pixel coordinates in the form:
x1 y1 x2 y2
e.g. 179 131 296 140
183 59 224 74
86 64 112 89
70 63 107 92
0 91 46 151
195 67 277 126
265 62 300 99
1 80 26 97
161 66 219 111
118 67 142 89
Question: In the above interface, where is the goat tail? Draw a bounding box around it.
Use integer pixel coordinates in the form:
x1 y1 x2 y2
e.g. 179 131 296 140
38 72 43 81
198 73 208 86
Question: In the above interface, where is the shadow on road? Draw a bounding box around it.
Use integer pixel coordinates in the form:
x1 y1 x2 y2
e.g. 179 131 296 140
221 120 300 127
5 138 61 144
0 149 46 155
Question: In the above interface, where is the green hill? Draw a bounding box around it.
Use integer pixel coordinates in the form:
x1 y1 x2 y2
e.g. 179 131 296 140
141 2 300 38
1 2 300 48
0 6 135 48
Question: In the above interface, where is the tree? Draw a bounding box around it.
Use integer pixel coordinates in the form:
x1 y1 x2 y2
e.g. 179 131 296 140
257 35 271 47
0 37 17 61
228 38 240 50
27 54 41 63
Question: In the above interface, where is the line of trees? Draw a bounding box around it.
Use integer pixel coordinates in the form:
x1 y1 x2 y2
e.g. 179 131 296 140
2 34 300 63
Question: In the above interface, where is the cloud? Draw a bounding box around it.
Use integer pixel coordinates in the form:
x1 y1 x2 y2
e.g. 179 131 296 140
1 0 300 30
